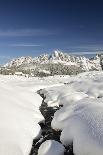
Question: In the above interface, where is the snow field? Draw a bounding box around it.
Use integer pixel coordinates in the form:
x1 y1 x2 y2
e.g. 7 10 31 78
41 71 103 155
2 72 103 155
0 75 68 155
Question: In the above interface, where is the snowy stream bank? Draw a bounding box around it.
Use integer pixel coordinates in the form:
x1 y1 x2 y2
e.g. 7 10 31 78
2 73 103 155
30 90 74 155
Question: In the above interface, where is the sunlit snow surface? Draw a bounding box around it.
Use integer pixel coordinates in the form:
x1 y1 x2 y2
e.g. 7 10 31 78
2 72 103 155
38 140 65 155
0 75 69 155
41 71 103 155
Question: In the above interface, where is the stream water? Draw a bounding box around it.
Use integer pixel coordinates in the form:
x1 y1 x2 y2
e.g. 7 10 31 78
29 90 74 155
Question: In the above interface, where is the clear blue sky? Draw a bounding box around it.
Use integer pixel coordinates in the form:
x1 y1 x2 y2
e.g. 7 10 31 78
0 0 103 63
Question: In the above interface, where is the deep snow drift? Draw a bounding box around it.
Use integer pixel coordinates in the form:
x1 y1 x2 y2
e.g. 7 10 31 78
0 75 69 155
41 71 103 155
0 76 43 155
2 72 103 155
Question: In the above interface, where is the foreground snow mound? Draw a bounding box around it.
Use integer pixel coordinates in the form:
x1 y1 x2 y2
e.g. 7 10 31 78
38 140 65 155
60 99 103 155
0 76 45 155
0 75 68 155
41 72 103 155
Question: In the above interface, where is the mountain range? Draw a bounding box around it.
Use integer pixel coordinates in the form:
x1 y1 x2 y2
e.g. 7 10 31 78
2 50 103 76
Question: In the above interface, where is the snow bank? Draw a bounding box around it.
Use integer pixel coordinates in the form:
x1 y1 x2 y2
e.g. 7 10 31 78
0 80 44 155
60 99 103 155
42 71 103 155
38 140 65 155
2 72 103 155
0 75 68 155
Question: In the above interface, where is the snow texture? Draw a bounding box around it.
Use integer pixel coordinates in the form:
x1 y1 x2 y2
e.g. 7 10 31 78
38 140 65 155
41 71 103 155
0 74 68 155
0 76 44 155
2 71 103 155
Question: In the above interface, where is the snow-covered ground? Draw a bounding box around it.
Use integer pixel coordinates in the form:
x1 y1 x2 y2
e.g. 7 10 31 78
0 75 69 155
2 72 103 155
40 71 103 155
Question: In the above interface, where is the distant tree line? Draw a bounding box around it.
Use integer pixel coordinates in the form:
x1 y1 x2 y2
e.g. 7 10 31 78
0 63 84 77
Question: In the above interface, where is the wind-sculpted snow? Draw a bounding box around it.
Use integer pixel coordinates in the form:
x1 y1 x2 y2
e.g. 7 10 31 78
0 78 44 155
2 72 103 155
0 74 70 155
41 71 103 155
60 99 103 155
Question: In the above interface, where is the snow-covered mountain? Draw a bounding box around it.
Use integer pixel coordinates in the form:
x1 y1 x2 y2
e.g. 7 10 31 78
3 50 102 72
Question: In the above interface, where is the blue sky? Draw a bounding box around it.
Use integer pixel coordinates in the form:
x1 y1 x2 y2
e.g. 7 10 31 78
0 0 103 63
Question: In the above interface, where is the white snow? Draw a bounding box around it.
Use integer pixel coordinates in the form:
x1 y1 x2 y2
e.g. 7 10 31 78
4 50 102 71
60 99 103 155
41 71 103 155
38 140 65 155
0 76 44 155
2 71 103 155
38 69 50 74
0 74 68 155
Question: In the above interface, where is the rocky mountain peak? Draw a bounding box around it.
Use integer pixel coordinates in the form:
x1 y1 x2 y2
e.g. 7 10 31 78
3 50 103 72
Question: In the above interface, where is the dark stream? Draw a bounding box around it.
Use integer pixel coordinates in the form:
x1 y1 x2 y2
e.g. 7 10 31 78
29 90 74 155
